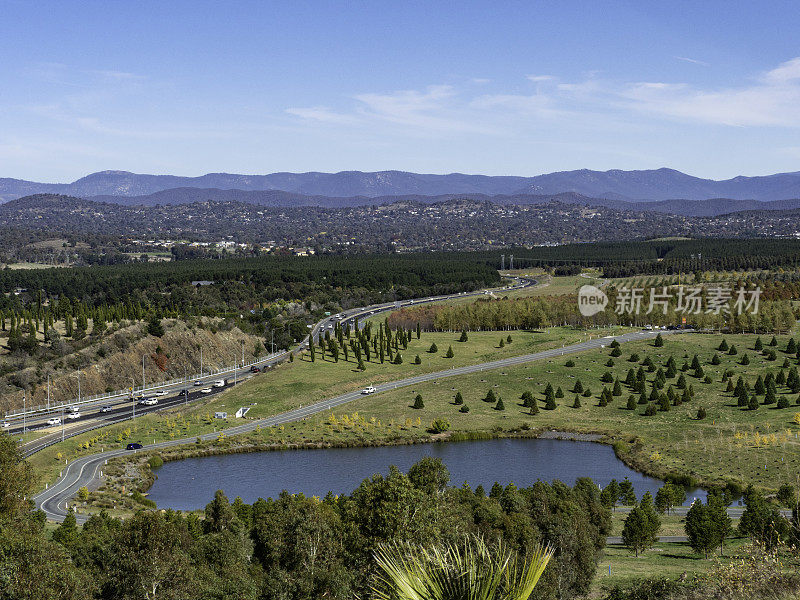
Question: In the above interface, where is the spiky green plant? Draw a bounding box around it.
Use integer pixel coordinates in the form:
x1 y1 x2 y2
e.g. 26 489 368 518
372 535 552 600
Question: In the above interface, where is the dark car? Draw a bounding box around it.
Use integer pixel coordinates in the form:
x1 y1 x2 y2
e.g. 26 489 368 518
126 442 143 450
250 366 261 373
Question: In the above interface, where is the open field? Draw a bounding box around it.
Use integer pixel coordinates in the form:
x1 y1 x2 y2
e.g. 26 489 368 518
592 539 751 596
326 331 800 490
25 327 618 488
26 330 800 495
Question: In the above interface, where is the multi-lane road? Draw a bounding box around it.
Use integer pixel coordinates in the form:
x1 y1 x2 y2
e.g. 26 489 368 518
10 275 536 457
33 326 682 522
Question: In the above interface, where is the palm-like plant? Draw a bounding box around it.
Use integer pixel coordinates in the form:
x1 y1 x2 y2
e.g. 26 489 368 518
372 535 552 600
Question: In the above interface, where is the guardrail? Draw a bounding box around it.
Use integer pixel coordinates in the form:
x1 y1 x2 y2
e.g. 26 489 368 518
4 350 287 421
5 276 531 424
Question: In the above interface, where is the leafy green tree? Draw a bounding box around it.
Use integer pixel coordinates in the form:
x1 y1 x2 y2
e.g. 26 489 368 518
407 457 450 495
618 479 637 505
204 489 240 534
621 506 656 557
107 511 193 600
738 486 791 550
146 315 165 337
52 508 79 550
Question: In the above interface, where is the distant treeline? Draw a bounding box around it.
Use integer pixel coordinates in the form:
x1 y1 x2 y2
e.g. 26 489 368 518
388 291 797 334
489 240 800 276
0 252 501 312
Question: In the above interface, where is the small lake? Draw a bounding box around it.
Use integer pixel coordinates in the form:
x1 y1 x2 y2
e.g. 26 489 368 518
148 438 706 511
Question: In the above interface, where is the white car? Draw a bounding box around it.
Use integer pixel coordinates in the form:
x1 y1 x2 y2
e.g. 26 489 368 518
361 386 376 395
47 417 61 426
213 380 225 388
100 406 114 413
153 390 169 397
201 387 212 394
66 412 81 420
139 398 158 406
0 421 10 428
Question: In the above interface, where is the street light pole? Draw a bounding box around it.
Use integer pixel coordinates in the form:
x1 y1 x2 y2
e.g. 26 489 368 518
142 355 146 390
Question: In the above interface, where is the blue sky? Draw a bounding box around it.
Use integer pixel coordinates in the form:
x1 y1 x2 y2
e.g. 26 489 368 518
2 0 799 181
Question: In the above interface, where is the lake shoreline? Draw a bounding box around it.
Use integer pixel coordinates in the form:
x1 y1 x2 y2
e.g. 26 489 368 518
85 425 711 515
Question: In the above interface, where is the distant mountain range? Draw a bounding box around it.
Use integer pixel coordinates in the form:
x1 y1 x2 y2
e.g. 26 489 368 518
2 167 800 205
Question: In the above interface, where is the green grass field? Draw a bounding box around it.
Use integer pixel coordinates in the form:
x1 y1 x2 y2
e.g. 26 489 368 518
26 327 616 490
278 332 800 491
592 538 750 596
27 330 800 495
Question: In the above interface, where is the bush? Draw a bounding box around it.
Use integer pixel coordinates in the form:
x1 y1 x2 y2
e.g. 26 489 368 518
696 406 707 420
610 347 622 357
393 353 403 364
459 405 470 413
429 418 450 433
459 330 468 342
428 342 438 353
445 345 454 358
148 455 164 469
454 391 463 405
572 395 581 408
495 398 505 411
777 395 790 409
629 353 640 362
565 359 575 367
414 354 421 364
413 394 424 409
643 404 657 416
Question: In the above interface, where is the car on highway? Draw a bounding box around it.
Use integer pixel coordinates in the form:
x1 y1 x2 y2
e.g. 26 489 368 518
214 379 225 387
152 390 169 397
126 442 143 450
200 387 212 394
250 366 261 373
361 386 376 395
100 405 114 413
47 417 61 426
67 412 81 420
0 420 10 428
139 398 158 406
194 380 204 386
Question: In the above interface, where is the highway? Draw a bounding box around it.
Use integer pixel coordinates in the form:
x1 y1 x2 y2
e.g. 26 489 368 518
11 275 536 456
33 326 681 522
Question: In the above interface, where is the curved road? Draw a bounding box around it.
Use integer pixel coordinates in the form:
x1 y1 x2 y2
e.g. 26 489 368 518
14 275 536 456
33 327 683 522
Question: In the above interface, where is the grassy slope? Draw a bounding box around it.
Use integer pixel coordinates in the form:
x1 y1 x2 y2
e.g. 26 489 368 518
284 332 800 491
26 327 610 489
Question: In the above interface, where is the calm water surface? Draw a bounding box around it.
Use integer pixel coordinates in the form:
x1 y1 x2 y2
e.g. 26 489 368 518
148 438 706 511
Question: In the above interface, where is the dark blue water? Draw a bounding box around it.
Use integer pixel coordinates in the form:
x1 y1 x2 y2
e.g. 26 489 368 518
148 438 706 511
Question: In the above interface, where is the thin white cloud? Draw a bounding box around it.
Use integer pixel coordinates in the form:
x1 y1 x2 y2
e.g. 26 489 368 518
675 56 710 67
527 75 555 82
284 57 800 139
